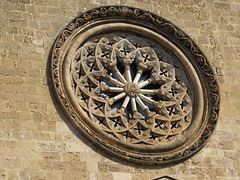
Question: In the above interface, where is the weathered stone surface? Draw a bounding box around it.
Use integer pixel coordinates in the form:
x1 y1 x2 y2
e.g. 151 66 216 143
0 0 239 179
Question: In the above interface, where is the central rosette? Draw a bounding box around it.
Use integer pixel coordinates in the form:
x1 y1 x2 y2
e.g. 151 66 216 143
124 82 140 97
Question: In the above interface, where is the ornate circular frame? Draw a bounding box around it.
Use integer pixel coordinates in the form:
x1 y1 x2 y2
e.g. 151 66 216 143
50 6 220 164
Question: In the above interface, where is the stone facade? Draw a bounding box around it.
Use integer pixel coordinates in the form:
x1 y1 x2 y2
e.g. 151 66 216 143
0 0 239 179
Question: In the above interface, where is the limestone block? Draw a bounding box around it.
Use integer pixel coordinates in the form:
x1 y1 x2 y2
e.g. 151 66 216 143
112 172 132 180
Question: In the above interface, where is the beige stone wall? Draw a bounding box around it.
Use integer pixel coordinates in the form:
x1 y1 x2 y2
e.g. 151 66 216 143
0 0 239 179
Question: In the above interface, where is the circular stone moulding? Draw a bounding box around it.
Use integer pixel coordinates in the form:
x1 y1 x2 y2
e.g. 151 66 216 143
50 6 220 164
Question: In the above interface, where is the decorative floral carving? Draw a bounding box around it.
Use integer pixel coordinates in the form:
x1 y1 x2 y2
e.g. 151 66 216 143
70 33 193 145
50 6 220 164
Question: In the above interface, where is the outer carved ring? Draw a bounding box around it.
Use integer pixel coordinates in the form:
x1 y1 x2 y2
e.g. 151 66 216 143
50 6 220 164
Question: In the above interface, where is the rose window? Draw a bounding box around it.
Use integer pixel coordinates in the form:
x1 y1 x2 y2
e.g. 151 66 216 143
70 33 193 145
50 6 219 164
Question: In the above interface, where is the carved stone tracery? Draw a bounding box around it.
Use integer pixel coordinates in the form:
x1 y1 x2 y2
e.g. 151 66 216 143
70 33 193 145
50 6 220 164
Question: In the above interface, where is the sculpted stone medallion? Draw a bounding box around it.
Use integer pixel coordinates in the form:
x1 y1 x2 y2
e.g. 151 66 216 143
50 6 220 164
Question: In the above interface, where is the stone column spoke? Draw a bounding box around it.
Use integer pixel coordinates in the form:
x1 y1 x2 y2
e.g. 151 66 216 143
136 96 148 111
138 79 151 88
108 77 124 87
109 92 126 105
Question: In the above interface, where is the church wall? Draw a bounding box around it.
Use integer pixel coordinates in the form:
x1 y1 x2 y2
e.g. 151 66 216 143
0 0 239 179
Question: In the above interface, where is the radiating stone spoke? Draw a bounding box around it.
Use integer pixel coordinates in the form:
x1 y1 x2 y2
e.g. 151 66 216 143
138 79 151 88
115 71 127 83
125 69 132 82
108 87 124 93
140 89 154 95
133 72 142 84
138 94 154 104
122 96 130 109
117 96 130 115
131 97 137 112
108 77 124 87
109 92 126 105
136 96 148 111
